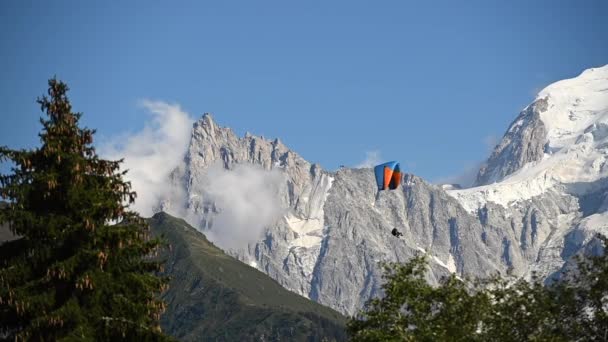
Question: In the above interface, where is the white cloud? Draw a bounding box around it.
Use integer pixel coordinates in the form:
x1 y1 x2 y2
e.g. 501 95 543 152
99 100 194 217
201 163 287 252
434 162 483 188
356 150 383 168
99 102 286 253
483 134 499 152
434 134 500 188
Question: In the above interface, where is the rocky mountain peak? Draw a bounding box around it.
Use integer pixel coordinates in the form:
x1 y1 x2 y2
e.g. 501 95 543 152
160 114 520 315
158 65 608 316
200 112 216 126
474 97 549 186
475 65 608 187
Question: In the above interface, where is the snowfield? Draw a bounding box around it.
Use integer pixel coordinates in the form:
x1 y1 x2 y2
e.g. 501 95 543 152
449 65 608 212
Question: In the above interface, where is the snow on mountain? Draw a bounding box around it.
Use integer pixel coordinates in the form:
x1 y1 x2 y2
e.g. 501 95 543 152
449 65 608 279
155 65 608 315
474 97 548 187
157 113 515 314
540 66 608 148
453 65 608 211
158 114 343 299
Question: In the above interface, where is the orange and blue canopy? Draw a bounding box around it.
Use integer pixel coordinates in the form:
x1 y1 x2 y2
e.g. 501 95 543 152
374 161 402 190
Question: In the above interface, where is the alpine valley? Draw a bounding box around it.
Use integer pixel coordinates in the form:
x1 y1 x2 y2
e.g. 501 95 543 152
156 65 608 316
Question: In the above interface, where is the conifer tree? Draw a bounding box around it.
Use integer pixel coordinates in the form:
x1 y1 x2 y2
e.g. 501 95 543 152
0 78 171 341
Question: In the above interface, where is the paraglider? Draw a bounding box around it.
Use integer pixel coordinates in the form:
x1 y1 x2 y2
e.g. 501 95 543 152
374 161 405 238
374 161 402 191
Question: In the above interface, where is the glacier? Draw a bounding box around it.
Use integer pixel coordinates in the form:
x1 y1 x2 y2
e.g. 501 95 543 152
450 64 608 279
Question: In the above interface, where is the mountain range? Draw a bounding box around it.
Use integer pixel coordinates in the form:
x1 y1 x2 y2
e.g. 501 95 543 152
157 64 608 316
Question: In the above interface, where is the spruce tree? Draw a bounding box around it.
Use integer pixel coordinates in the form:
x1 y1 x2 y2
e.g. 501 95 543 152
0 78 171 341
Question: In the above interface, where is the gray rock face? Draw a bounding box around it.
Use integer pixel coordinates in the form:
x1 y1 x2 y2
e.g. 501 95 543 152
157 113 594 316
475 98 548 186
154 66 608 316
160 114 336 300
309 171 509 314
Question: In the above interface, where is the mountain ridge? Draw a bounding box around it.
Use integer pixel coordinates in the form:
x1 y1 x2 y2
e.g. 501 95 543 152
150 211 347 341
157 64 608 315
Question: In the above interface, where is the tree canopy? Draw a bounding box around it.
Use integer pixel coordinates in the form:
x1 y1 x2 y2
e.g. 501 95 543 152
0 78 171 341
348 236 608 341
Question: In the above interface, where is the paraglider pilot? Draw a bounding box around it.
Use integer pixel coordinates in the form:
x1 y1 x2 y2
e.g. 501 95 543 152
391 228 403 238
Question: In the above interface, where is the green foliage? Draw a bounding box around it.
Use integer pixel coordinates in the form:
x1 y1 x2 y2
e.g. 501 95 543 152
348 236 608 341
480 275 576 341
568 235 608 341
347 255 489 342
0 79 171 341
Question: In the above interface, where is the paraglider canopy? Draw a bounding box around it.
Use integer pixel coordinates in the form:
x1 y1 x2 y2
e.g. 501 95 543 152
374 161 402 190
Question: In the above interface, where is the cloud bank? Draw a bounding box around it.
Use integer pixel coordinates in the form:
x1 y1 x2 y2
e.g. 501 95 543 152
99 100 194 217
100 102 286 253
433 134 499 188
433 162 483 188
356 150 383 168
201 163 287 252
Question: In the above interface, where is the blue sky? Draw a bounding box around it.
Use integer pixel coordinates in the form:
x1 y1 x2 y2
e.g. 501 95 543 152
1 0 606 183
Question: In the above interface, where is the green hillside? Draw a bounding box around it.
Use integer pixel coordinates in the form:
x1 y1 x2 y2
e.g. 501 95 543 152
150 212 347 341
